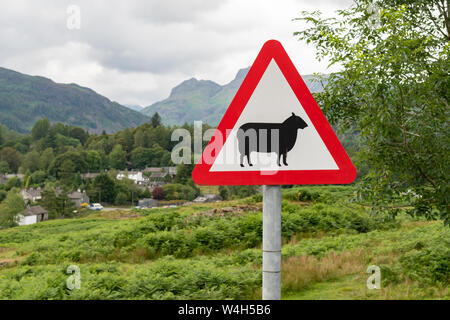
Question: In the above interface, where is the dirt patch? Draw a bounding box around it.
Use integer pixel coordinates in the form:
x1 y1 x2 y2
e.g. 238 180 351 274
0 259 20 268
191 204 262 219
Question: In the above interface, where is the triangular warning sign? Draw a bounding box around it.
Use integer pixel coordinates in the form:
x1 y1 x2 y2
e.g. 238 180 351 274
192 40 356 185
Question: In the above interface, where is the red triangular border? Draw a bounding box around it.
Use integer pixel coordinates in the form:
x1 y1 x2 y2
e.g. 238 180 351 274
192 40 356 185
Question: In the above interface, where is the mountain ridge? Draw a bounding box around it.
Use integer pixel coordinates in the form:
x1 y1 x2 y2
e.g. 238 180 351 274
141 67 327 126
0 67 149 134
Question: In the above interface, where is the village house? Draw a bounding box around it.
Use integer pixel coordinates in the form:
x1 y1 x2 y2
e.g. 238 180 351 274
143 167 163 174
150 171 168 181
17 205 48 226
116 171 149 185
143 167 177 180
68 189 90 207
20 187 42 203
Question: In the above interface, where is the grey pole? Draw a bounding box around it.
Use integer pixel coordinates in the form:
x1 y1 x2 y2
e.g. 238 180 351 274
262 185 281 300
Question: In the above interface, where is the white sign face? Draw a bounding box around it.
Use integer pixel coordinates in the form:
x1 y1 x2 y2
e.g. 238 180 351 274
210 59 339 173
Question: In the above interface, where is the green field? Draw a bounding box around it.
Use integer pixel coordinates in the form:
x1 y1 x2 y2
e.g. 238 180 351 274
0 186 448 300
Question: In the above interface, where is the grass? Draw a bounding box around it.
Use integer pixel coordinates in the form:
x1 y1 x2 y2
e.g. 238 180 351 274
0 186 448 300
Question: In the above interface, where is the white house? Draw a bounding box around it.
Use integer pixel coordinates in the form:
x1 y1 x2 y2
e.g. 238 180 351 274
116 171 149 185
17 205 48 226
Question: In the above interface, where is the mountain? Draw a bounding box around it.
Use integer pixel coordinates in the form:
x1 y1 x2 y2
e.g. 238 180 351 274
0 67 149 133
141 67 327 126
124 104 144 112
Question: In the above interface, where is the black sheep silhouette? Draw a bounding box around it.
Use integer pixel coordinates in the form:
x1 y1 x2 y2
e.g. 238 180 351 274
237 112 308 167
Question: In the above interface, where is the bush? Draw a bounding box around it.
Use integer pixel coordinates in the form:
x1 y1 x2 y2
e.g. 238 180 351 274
115 192 128 205
399 235 450 285
163 184 196 201
152 187 165 200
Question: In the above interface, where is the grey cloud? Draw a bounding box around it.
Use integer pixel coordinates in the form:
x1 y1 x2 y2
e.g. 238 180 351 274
131 0 227 24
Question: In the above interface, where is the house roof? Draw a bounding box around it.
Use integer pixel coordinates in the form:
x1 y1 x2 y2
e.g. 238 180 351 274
150 172 168 179
68 191 86 199
22 188 42 197
21 205 47 216
143 167 163 173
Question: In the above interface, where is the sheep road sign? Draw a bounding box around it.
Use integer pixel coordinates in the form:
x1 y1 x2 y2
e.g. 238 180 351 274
192 40 356 185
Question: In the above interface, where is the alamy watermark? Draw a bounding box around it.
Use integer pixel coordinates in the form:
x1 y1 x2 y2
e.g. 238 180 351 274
366 265 381 290
66 5 81 30
66 265 81 290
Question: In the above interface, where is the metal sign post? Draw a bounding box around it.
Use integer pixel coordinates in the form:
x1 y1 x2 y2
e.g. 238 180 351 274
262 185 281 300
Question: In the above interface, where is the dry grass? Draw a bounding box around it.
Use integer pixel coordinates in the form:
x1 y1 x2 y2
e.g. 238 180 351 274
87 210 142 220
282 249 368 292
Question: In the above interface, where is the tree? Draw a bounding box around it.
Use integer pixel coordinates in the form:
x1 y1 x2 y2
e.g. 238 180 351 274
219 186 229 200
69 127 89 145
152 186 165 200
163 184 196 201
5 177 22 191
0 191 26 228
59 159 76 186
130 147 152 169
115 192 128 205
92 173 116 203
151 112 162 127
21 150 41 173
0 147 22 172
109 144 127 169
31 118 50 141
174 163 195 185
0 161 9 174
86 150 102 171
49 150 88 176
295 0 449 223
141 188 151 199
41 188 76 219
39 148 54 171
31 170 46 185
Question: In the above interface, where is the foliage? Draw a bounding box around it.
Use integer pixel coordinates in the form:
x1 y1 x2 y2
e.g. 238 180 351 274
152 186 165 200
108 145 127 170
151 112 162 127
40 188 77 219
163 184 197 201
92 173 116 204
294 0 449 223
0 147 22 172
0 190 26 228
0 185 447 299
219 185 259 199
115 192 128 206
5 177 22 191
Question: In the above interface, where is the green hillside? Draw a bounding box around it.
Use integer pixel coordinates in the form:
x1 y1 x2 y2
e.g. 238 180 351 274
141 68 327 126
0 67 149 133
0 186 448 300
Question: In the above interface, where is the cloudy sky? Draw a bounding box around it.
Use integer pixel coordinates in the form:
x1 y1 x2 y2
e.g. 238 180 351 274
0 0 354 107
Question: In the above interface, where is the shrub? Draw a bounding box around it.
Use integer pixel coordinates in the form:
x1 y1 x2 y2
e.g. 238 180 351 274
163 184 196 201
152 186 165 200
115 192 128 205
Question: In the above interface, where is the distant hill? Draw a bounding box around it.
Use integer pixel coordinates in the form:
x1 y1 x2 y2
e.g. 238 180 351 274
0 67 149 133
124 104 144 112
141 67 327 126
